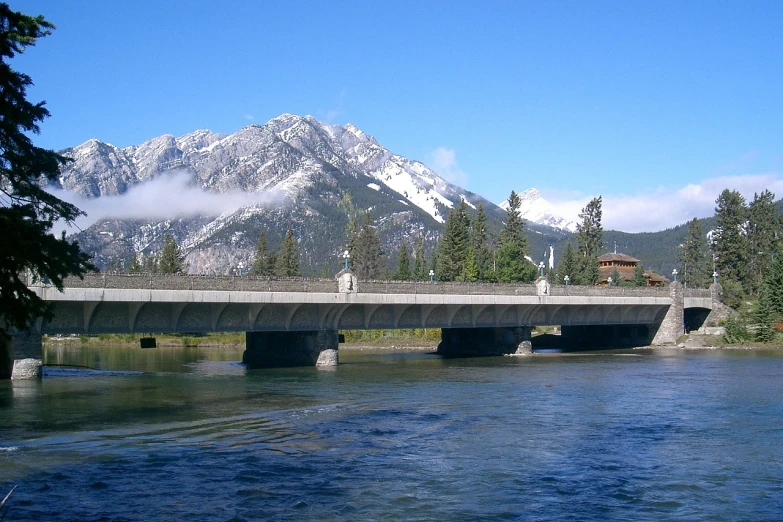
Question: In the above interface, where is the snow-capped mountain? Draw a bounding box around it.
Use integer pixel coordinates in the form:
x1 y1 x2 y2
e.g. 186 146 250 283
499 188 577 233
57 114 469 224
57 114 565 274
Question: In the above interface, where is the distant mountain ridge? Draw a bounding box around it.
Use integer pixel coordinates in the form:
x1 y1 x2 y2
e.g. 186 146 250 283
57 114 569 274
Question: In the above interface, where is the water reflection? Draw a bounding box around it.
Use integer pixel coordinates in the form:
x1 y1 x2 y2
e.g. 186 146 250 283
44 343 245 374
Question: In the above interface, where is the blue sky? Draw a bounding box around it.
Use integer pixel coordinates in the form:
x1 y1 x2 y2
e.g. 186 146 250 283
13 0 783 232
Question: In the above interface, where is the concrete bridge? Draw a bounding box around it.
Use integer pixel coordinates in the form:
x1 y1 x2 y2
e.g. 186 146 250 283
1 272 719 379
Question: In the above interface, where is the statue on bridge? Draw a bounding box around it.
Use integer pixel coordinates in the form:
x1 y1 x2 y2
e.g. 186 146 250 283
336 268 357 294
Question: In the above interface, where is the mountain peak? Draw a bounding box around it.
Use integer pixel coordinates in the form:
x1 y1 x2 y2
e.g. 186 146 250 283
499 188 577 232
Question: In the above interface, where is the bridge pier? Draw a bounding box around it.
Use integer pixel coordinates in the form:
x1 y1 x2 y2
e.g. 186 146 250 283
437 327 532 357
1 331 43 380
651 281 684 345
243 330 339 369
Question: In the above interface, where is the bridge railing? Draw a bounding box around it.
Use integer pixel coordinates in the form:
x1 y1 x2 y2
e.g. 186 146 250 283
59 273 679 298
684 288 712 298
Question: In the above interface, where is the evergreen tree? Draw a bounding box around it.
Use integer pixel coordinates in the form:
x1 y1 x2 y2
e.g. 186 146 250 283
249 230 273 276
437 201 470 281
470 203 492 281
0 5 94 336
746 190 777 294
632 262 647 286
765 254 783 318
428 245 439 281
463 247 479 282
158 234 186 274
267 251 279 276
576 197 603 285
610 267 622 286
145 252 158 274
128 253 143 274
278 227 300 277
412 236 428 281
714 189 748 289
556 241 580 285
394 239 411 281
350 212 384 279
496 191 535 282
581 256 600 286
680 218 711 288
754 286 775 343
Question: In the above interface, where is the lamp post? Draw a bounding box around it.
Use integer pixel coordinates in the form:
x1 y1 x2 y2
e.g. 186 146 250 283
608 276 613 287
429 269 434 283
538 261 545 278
564 275 570 286
343 250 350 270
713 271 718 285
672 268 678 282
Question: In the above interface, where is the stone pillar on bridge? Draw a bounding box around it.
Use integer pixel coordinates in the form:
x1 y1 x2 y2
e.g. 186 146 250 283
1 331 43 380
243 330 339 369
437 327 532 357
651 280 684 345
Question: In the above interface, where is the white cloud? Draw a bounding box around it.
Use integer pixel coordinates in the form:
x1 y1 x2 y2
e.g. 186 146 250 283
546 172 783 233
243 114 255 121
429 147 468 187
53 170 285 233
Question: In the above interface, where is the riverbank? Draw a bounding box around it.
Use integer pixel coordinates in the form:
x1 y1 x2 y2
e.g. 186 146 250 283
670 331 783 350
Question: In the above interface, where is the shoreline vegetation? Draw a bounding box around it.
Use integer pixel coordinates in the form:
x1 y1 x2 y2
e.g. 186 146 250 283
42 329 783 351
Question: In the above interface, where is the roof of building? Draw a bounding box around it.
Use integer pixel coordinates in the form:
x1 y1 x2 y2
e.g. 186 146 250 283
597 253 641 263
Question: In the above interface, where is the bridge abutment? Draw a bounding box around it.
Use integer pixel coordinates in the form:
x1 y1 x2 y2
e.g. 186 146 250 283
437 327 532 357
243 330 339 369
1 331 43 380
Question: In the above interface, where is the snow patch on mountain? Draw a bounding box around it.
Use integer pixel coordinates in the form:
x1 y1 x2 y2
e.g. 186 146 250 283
499 188 578 232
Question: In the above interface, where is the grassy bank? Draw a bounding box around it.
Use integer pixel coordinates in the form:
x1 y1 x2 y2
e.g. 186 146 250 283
45 329 445 349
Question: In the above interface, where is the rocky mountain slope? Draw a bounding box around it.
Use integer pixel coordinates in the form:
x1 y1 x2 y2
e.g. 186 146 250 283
58 114 569 274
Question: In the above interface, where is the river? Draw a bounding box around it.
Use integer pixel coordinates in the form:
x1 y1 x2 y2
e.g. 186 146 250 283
1 343 782 520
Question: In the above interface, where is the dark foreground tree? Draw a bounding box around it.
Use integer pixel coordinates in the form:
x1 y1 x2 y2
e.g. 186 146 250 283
158 234 186 274
437 201 470 281
0 5 93 336
555 241 579 285
249 230 274 276
714 189 747 288
412 236 428 281
496 191 536 282
277 227 300 277
576 196 603 285
350 212 385 280
632 262 647 287
394 239 411 281
680 218 711 288
746 190 777 294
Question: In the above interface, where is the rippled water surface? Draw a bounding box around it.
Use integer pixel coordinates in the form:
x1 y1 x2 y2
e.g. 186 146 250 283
2 345 783 520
